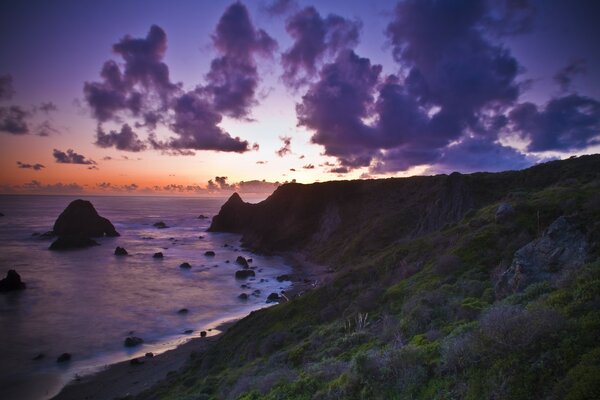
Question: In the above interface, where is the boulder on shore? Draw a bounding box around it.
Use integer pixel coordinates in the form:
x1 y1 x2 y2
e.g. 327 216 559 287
267 293 281 303
235 270 255 279
0 270 26 292
236 256 249 268
124 336 144 347
114 247 128 256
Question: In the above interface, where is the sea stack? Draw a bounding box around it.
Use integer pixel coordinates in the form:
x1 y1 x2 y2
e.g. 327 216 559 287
49 199 119 250
0 270 26 292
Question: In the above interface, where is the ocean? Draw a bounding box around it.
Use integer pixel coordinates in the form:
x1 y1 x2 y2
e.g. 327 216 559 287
0 194 291 400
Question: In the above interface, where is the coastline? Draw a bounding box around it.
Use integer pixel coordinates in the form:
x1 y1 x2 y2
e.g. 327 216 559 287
50 250 330 400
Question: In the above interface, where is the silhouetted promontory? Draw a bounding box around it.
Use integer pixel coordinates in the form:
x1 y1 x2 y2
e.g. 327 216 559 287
49 199 119 250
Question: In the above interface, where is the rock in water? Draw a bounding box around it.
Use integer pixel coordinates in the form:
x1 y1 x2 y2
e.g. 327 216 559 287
153 221 168 229
50 200 119 250
204 251 216 257
235 256 249 268
57 353 71 363
115 247 128 256
124 336 144 347
49 236 99 250
53 199 119 237
235 270 255 279
0 270 26 292
153 252 164 258
180 262 192 269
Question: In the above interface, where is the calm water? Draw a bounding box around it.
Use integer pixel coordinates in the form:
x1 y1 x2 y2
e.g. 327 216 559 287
0 195 291 400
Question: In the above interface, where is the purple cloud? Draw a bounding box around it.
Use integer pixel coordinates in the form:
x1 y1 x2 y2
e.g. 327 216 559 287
297 50 381 167
95 123 147 152
83 25 177 123
53 148 96 165
510 94 600 152
263 0 298 16
293 1 541 173
554 59 587 92
17 161 45 171
276 135 292 157
204 2 277 119
150 90 249 153
282 6 361 88
0 106 29 134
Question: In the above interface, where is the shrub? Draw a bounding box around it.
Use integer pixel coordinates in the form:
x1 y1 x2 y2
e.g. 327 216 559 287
479 304 564 351
440 331 480 372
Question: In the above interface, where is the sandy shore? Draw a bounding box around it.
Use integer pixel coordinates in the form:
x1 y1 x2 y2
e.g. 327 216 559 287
51 252 331 400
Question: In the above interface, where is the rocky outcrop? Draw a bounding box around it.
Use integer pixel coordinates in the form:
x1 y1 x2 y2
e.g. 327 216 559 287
53 200 119 237
208 155 600 265
114 247 128 256
496 216 588 296
0 270 26 292
49 200 119 250
495 202 515 222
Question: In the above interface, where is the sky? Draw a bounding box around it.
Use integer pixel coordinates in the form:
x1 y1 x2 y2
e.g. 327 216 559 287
0 0 599 196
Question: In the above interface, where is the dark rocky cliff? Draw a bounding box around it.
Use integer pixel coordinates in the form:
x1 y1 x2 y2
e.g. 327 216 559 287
209 155 600 265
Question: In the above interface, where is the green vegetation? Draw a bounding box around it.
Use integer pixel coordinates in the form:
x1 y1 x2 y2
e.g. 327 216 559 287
138 155 600 400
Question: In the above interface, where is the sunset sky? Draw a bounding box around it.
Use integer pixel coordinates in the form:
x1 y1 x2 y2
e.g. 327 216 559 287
1 0 599 195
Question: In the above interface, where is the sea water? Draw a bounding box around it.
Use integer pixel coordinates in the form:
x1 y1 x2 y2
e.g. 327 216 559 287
0 194 291 400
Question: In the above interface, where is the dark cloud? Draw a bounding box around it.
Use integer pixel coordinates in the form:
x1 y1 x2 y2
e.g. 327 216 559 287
296 50 381 167
150 91 249 153
256 160 268 164
289 168 296 171
97 182 138 192
425 137 534 174
330 166 349 174
53 148 96 165
510 94 600 152
38 102 58 114
16 161 45 171
282 6 361 88
0 105 29 134
554 59 587 92
302 163 314 169
85 10 273 154
276 135 292 156
263 0 297 16
0 74 15 100
83 25 178 123
294 0 543 173
95 123 147 152
204 2 277 118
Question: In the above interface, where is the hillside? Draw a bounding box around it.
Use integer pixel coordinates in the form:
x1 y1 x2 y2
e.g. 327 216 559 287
139 155 600 400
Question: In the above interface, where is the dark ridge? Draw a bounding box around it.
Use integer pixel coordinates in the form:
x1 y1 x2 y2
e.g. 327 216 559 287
209 155 600 264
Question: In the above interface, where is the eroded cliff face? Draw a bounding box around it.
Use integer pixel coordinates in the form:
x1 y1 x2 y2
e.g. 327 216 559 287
209 155 600 266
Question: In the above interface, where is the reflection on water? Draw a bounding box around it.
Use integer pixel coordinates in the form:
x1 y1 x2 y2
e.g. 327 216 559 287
0 195 290 400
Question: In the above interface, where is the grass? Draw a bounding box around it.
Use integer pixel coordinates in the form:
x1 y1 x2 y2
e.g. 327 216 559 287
137 155 600 400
